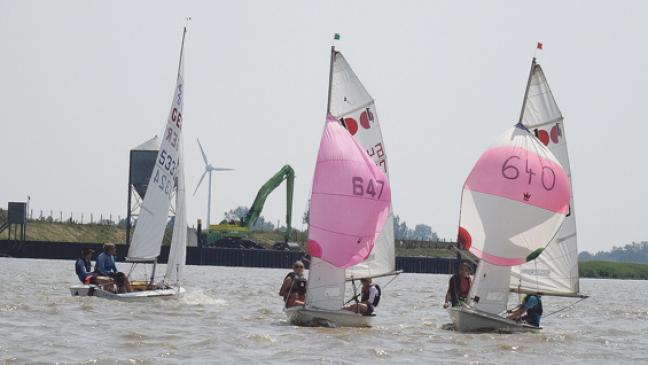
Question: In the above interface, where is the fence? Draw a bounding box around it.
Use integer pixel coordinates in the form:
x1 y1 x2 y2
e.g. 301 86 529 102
0 240 459 275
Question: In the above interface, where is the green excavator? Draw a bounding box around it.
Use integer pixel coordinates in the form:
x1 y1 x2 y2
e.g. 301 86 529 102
203 165 294 249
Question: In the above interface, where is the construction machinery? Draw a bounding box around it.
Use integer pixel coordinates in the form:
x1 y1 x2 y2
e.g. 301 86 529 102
203 165 294 249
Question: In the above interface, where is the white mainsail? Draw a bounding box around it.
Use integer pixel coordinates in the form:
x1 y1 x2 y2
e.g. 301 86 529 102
469 261 512 315
510 60 581 297
165 133 187 285
128 28 186 262
305 257 347 311
328 51 396 279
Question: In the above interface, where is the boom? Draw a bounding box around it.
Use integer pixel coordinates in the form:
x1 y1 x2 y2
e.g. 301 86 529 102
242 165 294 242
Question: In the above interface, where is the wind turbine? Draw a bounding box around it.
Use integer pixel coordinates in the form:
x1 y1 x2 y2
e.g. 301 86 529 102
193 138 233 227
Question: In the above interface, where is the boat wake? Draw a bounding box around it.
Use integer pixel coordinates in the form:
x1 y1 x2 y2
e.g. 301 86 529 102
181 289 227 306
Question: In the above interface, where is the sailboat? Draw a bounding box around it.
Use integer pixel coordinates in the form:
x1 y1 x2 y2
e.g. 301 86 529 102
448 122 571 332
285 42 395 327
70 27 189 300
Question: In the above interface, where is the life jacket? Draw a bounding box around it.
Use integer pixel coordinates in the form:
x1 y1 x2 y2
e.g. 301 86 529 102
75 258 91 282
450 274 470 306
524 295 543 317
361 284 381 307
286 272 307 295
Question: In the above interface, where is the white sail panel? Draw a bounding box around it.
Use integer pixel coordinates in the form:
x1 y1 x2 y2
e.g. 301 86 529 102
330 52 395 279
511 63 580 296
128 33 185 261
305 258 346 311
469 261 512 315
165 135 187 285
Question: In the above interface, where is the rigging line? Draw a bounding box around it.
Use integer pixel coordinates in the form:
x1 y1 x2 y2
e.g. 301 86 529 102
381 271 400 289
542 296 589 318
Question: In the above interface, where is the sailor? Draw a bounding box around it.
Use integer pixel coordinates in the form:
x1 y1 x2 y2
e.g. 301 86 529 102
279 260 307 307
344 278 381 315
443 261 473 308
507 294 543 327
95 243 132 293
75 248 114 289
75 248 98 285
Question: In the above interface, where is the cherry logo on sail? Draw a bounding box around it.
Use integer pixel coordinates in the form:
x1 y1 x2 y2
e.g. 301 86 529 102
534 123 561 146
341 108 375 136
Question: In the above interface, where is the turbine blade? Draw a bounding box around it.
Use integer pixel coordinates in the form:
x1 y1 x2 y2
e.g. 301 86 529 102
193 170 208 196
197 138 209 166
210 167 234 171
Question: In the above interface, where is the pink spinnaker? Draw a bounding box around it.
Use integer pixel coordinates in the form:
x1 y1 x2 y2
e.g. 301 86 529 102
459 124 570 266
307 115 392 268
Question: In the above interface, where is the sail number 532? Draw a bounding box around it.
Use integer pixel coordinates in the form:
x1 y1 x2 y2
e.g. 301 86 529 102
501 155 556 191
352 177 385 198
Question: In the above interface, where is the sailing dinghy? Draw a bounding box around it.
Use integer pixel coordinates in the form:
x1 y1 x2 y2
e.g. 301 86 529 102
285 43 397 327
285 113 391 327
70 27 189 300
448 122 571 332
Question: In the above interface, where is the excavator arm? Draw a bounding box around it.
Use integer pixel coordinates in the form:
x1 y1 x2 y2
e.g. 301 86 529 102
242 165 294 242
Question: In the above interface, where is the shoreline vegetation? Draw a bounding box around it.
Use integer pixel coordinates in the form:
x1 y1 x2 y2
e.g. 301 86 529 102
0 220 457 258
579 261 648 280
3 221 648 279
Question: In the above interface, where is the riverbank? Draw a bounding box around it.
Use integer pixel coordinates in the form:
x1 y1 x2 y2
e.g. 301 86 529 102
579 260 648 280
1 221 457 258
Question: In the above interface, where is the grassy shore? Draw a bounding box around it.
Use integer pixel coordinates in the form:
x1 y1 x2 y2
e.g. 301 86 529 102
1 221 457 258
579 261 648 280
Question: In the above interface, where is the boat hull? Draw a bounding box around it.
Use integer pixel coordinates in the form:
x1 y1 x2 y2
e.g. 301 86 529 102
69 284 185 301
447 306 541 333
284 306 374 328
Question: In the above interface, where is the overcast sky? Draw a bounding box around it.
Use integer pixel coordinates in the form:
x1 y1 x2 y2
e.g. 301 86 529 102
1 1 645 253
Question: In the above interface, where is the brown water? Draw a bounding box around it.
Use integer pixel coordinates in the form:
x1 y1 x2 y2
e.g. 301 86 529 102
0 257 646 364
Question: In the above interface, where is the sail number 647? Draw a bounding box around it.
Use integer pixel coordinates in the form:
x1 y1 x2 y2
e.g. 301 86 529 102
501 155 556 191
352 177 385 198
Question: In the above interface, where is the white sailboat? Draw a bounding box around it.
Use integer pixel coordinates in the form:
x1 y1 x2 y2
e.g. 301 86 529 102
448 122 571 332
286 41 396 327
70 26 189 300
449 56 583 332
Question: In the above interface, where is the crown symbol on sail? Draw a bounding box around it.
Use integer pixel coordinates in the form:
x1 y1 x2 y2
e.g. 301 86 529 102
523 192 531 201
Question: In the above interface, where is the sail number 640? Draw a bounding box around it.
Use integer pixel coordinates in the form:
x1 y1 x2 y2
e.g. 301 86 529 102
352 177 385 198
501 155 556 191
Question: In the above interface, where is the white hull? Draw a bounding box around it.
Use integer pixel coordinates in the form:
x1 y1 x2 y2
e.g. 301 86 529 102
447 306 541 333
284 306 374 328
70 284 185 301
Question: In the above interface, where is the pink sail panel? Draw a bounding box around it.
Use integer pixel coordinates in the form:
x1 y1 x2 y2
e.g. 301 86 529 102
458 125 570 266
307 115 391 268
465 146 570 214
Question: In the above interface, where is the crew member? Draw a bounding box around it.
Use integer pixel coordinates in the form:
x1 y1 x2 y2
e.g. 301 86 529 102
443 261 472 308
75 248 98 284
95 243 132 293
344 278 381 315
507 294 543 327
279 260 307 307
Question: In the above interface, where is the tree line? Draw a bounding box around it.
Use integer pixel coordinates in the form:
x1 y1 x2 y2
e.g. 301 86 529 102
579 241 648 264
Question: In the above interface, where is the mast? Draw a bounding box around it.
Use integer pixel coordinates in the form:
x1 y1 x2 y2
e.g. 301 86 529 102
177 26 187 79
326 45 335 114
517 57 537 123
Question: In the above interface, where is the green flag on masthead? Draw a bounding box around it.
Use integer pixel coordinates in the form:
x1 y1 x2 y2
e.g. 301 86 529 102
334 33 340 40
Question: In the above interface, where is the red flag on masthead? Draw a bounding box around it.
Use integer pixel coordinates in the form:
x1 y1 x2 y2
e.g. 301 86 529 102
537 42 543 50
